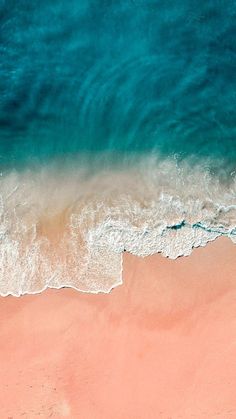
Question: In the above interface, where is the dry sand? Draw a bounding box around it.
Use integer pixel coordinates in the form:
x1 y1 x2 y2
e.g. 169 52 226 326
0 237 235 418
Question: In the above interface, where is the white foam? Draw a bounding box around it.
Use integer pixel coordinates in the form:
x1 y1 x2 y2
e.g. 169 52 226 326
0 155 235 296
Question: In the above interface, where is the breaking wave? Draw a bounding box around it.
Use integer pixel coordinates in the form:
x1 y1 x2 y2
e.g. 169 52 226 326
0 155 235 296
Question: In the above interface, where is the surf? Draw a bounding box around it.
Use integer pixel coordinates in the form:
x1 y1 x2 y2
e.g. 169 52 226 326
0 154 235 296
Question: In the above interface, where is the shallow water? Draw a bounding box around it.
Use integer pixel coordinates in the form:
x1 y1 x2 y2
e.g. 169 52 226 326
0 156 235 296
0 1 236 294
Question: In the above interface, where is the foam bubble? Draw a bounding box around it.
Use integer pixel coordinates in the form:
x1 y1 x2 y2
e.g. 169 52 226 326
0 155 235 296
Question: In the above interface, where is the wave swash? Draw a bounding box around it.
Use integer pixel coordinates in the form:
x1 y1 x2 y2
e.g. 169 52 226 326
0 155 235 296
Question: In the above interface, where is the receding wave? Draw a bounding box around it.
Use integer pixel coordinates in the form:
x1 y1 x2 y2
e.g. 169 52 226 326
0 155 235 296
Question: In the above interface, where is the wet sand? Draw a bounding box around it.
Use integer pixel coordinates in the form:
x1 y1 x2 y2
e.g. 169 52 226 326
0 237 236 418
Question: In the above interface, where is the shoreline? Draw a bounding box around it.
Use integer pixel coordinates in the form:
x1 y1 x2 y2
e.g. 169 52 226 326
0 234 234 298
1 157 235 295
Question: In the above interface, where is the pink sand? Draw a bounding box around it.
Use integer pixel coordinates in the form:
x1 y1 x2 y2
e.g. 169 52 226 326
0 237 236 418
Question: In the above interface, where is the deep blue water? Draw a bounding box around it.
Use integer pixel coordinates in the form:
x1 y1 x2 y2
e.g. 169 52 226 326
0 0 236 169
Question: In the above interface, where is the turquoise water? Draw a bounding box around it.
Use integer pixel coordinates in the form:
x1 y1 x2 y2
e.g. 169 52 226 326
1 0 236 169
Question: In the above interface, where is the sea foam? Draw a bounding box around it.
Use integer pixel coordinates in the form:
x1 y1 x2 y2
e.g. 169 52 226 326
0 155 235 296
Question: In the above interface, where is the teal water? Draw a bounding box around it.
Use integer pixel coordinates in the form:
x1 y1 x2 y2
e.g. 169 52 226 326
1 0 236 170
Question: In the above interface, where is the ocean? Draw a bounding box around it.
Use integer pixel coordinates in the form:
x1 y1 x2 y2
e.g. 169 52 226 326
0 0 236 295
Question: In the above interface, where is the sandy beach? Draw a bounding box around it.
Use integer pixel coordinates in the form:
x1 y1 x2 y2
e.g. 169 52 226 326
0 237 236 418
